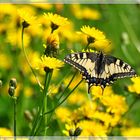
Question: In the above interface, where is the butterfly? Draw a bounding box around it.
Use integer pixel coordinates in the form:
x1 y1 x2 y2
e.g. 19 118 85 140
64 51 136 93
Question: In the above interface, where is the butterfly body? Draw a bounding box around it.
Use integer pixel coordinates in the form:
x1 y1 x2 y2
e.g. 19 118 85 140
64 52 136 93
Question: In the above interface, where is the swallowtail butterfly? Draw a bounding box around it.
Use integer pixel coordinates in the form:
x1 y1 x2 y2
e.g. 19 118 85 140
64 51 136 93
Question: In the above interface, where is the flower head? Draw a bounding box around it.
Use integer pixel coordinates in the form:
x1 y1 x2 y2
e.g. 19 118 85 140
63 120 82 136
81 25 111 51
0 127 13 136
122 127 140 136
37 56 64 71
55 107 71 122
71 5 101 20
128 77 140 94
44 12 69 32
77 120 107 136
18 9 39 28
100 87 128 115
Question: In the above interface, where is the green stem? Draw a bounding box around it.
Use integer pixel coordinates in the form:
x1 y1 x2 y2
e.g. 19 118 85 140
44 71 78 126
121 44 135 64
119 12 140 53
13 97 17 139
30 70 52 136
33 70 53 136
85 43 90 50
33 114 43 136
43 70 53 135
122 95 138 119
43 79 83 116
21 27 42 88
58 71 78 101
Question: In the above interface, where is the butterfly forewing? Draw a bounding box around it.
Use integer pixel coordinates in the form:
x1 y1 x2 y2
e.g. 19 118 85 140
64 52 98 76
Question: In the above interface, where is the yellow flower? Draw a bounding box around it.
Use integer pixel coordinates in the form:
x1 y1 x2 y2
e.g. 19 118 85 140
93 111 121 127
81 26 105 40
78 101 97 119
77 120 107 136
6 29 30 48
24 87 34 97
18 9 39 28
71 5 101 20
32 3 52 10
0 127 13 136
67 91 86 105
122 127 140 136
63 74 86 90
81 25 111 51
63 120 76 136
37 56 64 70
55 107 71 122
0 4 16 16
59 21 80 43
44 12 69 32
90 86 103 99
0 24 6 34
128 77 140 94
100 87 128 115
80 7 101 20
48 84 59 96
0 53 12 69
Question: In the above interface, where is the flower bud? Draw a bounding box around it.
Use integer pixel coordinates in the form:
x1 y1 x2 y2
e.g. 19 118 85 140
58 83 65 92
69 129 75 136
32 108 37 117
24 110 33 122
8 86 15 97
44 33 59 57
0 80 2 88
121 32 129 45
74 127 82 136
9 78 17 89
47 33 59 49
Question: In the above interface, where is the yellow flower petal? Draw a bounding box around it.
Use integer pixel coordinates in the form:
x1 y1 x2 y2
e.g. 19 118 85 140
0 128 13 136
37 56 64 70
44 12 69 31
18 9 39 27
128 77 140 94
81 25 111 52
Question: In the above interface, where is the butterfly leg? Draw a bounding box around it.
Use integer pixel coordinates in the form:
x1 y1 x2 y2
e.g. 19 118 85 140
88 85 91 94
101 86 104 95
88 83 93 94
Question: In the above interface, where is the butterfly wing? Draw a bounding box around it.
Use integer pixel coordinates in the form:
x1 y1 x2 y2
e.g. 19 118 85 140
64 52 137 93
104 55 136 81
64 52 98 80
